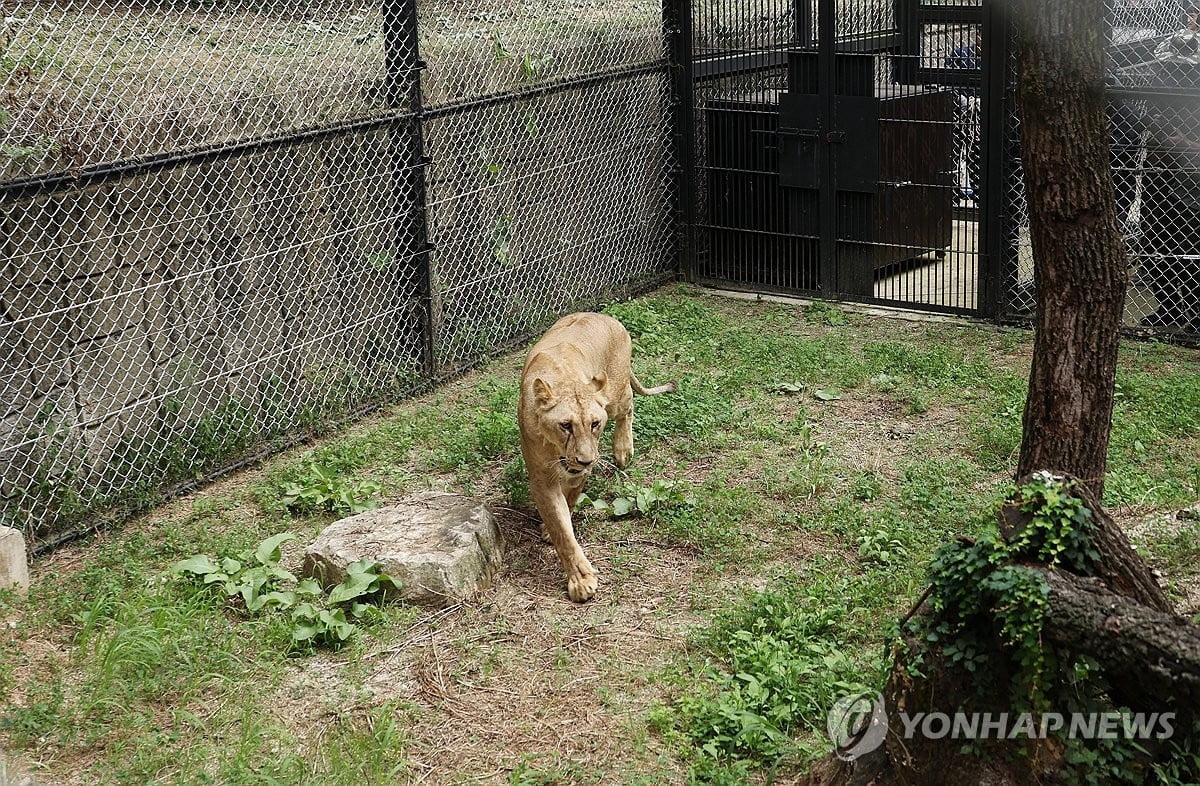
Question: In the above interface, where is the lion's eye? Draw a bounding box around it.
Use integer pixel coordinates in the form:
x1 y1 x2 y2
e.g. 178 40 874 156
559 422 572 433
591 421 601 431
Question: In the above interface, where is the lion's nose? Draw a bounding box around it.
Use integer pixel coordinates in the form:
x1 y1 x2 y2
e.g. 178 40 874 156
575 457 594 467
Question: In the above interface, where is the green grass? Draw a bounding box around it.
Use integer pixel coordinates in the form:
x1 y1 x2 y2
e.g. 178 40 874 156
3 285 1199 783
658 570 888 766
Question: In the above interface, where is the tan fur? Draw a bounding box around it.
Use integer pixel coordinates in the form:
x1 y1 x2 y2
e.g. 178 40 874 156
518 313 676 602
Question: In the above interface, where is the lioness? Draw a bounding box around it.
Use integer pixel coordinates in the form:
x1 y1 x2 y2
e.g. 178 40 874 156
518 312 676 602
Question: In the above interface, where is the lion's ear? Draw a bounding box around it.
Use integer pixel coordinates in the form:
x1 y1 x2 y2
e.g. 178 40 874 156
533 377 554 404
588 373 607 393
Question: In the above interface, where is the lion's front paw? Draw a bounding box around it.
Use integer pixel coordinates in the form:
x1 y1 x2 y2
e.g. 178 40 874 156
567 569 599 603
613 446 632 469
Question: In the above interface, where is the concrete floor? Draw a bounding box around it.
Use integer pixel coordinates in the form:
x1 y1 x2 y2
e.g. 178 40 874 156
873 219 1163 326
874 219 981 311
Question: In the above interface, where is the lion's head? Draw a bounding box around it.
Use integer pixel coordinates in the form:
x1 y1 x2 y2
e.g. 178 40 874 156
531 375 609 476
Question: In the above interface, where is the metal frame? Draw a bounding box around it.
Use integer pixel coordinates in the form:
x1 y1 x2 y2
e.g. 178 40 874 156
977 0 1013 319
666 0 699 280
681 0 990 317
384 0 435 378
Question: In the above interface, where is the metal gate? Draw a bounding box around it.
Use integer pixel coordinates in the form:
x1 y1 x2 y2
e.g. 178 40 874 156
678 0 1200 342
678 0 1007 317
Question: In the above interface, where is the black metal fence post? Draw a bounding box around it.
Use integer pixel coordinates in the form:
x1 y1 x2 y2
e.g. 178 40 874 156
665 0 697 281
978 0 1013 319
385 0 436 378
817 0 837 295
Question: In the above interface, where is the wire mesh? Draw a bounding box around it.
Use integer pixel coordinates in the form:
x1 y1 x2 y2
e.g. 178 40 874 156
0 3 389 181
692 0 797 53
424 74 677 373
416 0 677 373
1004 0 1200 340
1 0 676 545
419 0 663 106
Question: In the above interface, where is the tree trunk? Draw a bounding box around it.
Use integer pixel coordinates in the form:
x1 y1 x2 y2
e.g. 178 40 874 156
1014 0 1129 500
1066 479 1172 612
802 567 1200 786
1039 569 1200 711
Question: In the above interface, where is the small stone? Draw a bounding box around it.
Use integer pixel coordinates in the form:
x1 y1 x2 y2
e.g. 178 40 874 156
0 527 29 596
301 492 503 608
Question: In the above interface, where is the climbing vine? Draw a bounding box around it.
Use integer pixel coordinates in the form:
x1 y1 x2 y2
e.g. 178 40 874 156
903 473 1196 783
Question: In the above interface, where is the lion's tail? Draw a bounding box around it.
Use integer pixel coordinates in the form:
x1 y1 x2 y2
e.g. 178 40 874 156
631 374 678 396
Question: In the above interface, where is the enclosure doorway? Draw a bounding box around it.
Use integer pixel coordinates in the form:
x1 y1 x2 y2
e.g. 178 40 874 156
683 0 1003 317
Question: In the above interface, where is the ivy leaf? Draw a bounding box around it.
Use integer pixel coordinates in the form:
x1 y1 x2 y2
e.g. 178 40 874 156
813 388 842 401
610 497 635 517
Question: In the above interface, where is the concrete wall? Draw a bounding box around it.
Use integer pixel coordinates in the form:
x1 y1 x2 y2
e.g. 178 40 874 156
0 128 420 539
0 72 676 542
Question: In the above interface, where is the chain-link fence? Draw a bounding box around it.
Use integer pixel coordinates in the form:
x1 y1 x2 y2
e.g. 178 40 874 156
8 0 1192 547
1003 0 1200 340
1 0 676 547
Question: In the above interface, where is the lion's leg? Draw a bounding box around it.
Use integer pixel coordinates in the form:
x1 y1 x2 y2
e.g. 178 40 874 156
531 482 598 602
611 395 635 469
564 478 586 511
544 480 586 542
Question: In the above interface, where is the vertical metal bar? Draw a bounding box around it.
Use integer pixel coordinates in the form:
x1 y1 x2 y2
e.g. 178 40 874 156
666 0 698 281
818 0 838 294
977 0 1011 319
796 0 813 47
385 0 435 376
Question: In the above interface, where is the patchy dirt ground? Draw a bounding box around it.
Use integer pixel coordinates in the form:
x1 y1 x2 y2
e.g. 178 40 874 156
1125 505 1200 616
7 290 1200 784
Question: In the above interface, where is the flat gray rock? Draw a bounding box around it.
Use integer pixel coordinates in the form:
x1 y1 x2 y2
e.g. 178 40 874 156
301 492 502 607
